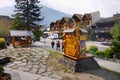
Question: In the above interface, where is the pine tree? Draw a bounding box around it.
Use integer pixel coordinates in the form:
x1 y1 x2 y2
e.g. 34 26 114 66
13 0 44 30
12 13 24 30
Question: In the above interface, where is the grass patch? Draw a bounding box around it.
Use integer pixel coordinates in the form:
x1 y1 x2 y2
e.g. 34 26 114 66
44 49 63 59
101 66 120 76
45 49 73 73
62 77 75 80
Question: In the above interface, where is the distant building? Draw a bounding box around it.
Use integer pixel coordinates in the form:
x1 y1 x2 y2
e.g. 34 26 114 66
92 13 120 41
82 11 100 29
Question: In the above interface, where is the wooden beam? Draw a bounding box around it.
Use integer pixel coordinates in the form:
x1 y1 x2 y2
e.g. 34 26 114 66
12 36 15 47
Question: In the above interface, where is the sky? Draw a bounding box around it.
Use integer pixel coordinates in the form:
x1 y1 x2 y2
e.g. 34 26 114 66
0 0 120 17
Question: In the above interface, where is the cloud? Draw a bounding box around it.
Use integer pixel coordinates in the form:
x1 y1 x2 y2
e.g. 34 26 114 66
41 0 120 17
0 0 120 17
0 0 15 8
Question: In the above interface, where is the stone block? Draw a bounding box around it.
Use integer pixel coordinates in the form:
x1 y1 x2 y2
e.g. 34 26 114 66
59 56 100 72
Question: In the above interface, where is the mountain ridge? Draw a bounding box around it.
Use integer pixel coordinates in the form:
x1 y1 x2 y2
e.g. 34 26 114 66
0 4 71 26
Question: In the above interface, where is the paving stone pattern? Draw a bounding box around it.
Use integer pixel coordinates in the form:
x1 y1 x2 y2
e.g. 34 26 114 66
0 48 62 80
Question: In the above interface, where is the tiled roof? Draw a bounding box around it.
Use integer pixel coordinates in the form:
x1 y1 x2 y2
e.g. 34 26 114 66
96 17 120 23
10 30 34 36
73 14 83 20
84 14 91 19
63 17 75 23
63 17 71 22
56 19 61 24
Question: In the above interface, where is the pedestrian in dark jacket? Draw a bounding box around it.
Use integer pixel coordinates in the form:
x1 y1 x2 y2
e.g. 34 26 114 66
56 40 60 50
51 40 55 48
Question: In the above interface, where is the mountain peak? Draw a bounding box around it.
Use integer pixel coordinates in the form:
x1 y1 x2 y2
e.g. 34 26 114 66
0 4 71 26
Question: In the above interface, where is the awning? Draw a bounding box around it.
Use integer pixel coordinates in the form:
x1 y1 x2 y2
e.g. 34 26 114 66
80 28 88 33
63 28 87 33
63 28 75 33
10 30 34 36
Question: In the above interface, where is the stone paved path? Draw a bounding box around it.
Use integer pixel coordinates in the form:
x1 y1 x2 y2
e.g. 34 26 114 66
1 46 120 80
0 48 62 80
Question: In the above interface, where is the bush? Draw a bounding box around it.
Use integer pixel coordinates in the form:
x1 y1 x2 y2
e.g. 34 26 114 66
95 48 113 59
95 51 105 58
104 48 113 59
0 38 6 49
88 45 98 54
111 40 120 55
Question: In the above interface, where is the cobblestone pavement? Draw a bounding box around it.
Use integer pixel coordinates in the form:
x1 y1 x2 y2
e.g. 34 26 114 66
0 48 62 80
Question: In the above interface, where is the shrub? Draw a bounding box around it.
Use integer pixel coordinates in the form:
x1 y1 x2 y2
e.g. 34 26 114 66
95 51 105 58
111 40 120 55
88 45 98 54
104 48 113 59
0 38 6 49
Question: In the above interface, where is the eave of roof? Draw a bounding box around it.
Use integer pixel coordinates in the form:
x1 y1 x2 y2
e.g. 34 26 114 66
63 28 75 33
10 30 34 36
96 17 120 23
63 28 87 33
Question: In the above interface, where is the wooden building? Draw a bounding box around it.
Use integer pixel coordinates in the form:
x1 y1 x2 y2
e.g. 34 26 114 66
61 17 75 30
50 20 61 31
10 30 34 47
50 22 56 31
72 14 83 27
49 11 100 39
82 14 91 29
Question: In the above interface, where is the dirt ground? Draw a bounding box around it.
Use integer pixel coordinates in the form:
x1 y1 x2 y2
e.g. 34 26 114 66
47 50 120 80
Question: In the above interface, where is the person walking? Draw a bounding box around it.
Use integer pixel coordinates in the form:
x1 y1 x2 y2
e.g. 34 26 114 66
51 40 55 48
56 40 60 50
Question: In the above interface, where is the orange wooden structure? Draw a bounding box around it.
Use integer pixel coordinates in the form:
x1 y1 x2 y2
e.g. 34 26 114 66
63 28 88 60
10 30 33 47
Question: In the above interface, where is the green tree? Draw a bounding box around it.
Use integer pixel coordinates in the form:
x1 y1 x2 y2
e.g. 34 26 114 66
87 27 96 41
110 21 120 40
88 45 98 55
110 21 120 57
13 0 44 30
11 14 24 30
33 26 42 41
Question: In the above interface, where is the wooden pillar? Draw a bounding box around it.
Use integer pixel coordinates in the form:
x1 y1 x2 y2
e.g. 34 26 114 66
75 27 80 59
12 36 15 47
